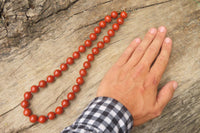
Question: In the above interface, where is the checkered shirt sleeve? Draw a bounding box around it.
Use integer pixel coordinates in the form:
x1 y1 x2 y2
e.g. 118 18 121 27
62 97 133 133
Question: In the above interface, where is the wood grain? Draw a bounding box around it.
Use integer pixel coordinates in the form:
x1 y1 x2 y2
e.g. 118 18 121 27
0 0 200 132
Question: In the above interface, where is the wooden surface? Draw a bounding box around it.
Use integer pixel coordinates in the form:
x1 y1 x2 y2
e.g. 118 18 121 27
0 0 200 132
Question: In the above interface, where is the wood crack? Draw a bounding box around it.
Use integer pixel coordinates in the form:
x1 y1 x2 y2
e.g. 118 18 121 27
126 0 173 13
16 123 37 133
0 103 20 117
34 0 80 24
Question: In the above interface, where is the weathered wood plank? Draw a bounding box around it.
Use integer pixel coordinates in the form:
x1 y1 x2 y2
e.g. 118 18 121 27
0 0 200 132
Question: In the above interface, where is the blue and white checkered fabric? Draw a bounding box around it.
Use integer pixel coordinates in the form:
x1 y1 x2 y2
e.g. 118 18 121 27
62 97 133 133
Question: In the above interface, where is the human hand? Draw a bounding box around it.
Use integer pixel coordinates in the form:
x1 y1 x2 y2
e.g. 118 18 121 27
96 26 178 126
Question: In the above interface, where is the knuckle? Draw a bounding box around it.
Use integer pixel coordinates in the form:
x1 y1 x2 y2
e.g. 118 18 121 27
136 46 144 53
159 55 168 62
153 109 162 117
149 46 157 53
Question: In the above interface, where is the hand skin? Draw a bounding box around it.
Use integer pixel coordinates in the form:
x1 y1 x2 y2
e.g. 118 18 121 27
97 26 178 126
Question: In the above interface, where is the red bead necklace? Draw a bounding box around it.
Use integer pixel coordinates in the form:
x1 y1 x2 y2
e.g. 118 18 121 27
21 11 128 123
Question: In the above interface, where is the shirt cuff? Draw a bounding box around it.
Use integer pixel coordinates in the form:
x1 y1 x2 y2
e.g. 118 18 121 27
62 97 133 133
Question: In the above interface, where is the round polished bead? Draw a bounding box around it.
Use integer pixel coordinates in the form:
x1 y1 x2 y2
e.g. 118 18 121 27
90 33 97 41
83 61 91 69
24 92 32 100
54 69 62 77
72 85 80 93
67 92 75 100
84 40 92 47
94 26 101 34
21 100 29 108
107 29 115 37
112 23 119 31
97 41 104 49
29 115 38 123
120 11 127 19
79 69 87 77
87 54 94 61
23 108 32 116
79 45 86 53
39 80 47 88
117 17 124 25
31 85 39 93
66 57 74 65
92 47 99 55
73 51 80 59
60 63 68 71
105 15 112 23
76 77 84 85
103 36 110 43
47 75 55 83
111 11 118 18
38 115 47 123
47 112 56 120
61 99 70 108
55 106 63 115
99 21 106 28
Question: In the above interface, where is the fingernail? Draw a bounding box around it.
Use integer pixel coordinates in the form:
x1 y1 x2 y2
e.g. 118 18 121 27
173 82 178 90
159 26 166 33
149 28 156 34
164 37 172 44
135 38 141 43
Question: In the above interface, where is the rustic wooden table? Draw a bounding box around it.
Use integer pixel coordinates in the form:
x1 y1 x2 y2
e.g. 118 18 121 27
0 0 200 132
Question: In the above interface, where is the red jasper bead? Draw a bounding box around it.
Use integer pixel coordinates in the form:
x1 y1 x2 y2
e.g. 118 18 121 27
31 85 39 93
76 77 84 85
107 29 115 37
55 106 63 115
79 69 87 77
112 23 119 31
39 80 47 88
47 75 55 83
103 36 110 43
38 115 47 123
117 17 124 25
29 115 38 123
120 11 127 19
79 45 86 53
92 47 99 55
83 61 91 69
21 100 29 108
47 112 56 120
73 51 80 59
87 54 94 61
54 69 62 77
85 40 92 47
105 15 112 23
23 108 32 116
90 33 97 41
67 92 75 100
62 99 70 108
97 41 104 49
24 92 32 100
94 26 101 34
60 63 68 71
111 11 118 18
72 85 80 93
99 21 106 28
66 57 74 65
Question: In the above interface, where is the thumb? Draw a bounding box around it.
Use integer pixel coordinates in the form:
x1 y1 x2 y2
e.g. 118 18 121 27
156 81 178 110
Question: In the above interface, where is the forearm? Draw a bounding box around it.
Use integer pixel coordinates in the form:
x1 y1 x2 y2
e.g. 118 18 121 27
62 97 133 133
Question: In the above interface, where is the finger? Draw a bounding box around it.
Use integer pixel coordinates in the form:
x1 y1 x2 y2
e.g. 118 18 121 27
156 81 178 110
139 26 167 68
116 38 141 66
125 28 157 69
150 37 172 81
